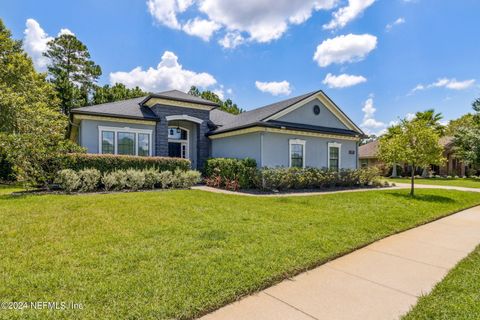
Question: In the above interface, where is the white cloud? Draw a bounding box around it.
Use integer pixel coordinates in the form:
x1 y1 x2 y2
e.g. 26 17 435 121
360 97 385 135
324 0 375 30
218 32 245 49
23 19 76 71
385 17 405 31
255 80 291 96
405 112 415 121
410 78 476 94
182 18 221 41
23 19 53 71
146 0 193 29
313 33 377 67
146 0 342 47
322 73 367 88
109 51 217 92
59 28 75 36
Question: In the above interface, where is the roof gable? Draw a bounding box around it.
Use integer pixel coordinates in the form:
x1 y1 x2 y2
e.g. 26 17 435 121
275 98 349 130
211 90 363 136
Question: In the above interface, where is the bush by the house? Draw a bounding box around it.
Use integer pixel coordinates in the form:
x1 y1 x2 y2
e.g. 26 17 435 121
144 169 161 189
204 157 257 189
125 169 146 191
55 169 81 193
172 169 202 189
78 168 101 192
254 167 381 191
62 153 190 173
158 171 174 189
56 168 200 193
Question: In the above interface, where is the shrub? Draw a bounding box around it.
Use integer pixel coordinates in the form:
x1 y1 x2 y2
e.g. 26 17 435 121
62 153 190 173
102 171 128 191
144 169 161 189
254 167 381 191
172 169 201 189
55 169 81 193
125 169 145 191
77 168 101 192
204 158 257 189
158 171 174 189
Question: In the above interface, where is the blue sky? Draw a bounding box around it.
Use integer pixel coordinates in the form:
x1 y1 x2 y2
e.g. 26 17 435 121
2 0 479 135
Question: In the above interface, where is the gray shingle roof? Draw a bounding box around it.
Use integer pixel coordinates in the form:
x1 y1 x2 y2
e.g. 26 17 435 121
71 96 158 120
211 90 320 133
146 90 220 107
210 109 238 126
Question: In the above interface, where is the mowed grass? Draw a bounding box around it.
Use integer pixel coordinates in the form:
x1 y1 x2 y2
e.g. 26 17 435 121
386 177 480 189
1 187 480 319
403 245 480 319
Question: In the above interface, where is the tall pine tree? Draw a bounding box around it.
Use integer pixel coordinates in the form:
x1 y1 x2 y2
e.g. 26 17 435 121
44 34 101 115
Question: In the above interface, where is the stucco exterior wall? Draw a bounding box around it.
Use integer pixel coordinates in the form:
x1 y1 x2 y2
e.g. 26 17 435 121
211 133 262 165
79 119 156 154
261 132 358 169
276 99 349 130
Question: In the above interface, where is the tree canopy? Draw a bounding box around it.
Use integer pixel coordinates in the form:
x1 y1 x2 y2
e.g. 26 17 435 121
453 98 480 167
188 86 244 115
0 19 82 185
44 33 101 115
92 83 148 105
379 118 444 196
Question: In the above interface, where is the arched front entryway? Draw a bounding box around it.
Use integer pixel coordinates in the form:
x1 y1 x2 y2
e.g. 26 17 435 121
165 115 202 168
168 125 189 159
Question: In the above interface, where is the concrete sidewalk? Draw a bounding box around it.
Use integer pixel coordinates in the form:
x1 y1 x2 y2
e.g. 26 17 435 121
200 205 480 320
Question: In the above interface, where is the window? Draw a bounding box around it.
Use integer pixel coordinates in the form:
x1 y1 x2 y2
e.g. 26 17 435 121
98 126 152 156
137 133 150 156
328 142 341 171
101 131 115 154
289 139 305 168
117 132 135 155
168 127 188 140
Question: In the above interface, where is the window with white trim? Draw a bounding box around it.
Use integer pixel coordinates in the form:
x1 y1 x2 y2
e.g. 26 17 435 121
98 126 152 156
289 139 306 168
328 142 341 171
101 131 115 154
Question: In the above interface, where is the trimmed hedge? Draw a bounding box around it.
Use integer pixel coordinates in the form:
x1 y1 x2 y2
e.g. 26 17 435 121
62 153 190 173
254 167 381 191
204 158 257 189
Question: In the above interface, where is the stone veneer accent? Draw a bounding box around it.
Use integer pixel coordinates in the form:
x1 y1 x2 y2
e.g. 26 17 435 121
150 104 211 169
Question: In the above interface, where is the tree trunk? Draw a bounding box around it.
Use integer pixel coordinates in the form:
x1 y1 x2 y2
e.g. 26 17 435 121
391 163 398 178
410 165 415 196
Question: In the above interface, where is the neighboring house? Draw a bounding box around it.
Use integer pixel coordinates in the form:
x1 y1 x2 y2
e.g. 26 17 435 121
359 137 469 176
70 89 364 170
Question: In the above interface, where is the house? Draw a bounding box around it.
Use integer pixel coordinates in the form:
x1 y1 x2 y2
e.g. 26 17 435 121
359 137 469 176
70 90 364 170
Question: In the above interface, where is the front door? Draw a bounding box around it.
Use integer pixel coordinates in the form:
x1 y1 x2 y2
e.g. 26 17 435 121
168 142 181 158
168 141 188 159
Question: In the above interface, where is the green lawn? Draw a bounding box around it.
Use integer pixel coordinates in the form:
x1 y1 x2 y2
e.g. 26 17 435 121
1 186 480 319
386 177 480 189
403 245 480 319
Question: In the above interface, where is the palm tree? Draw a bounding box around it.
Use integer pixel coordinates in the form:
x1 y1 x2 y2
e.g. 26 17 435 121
415 109 445 136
